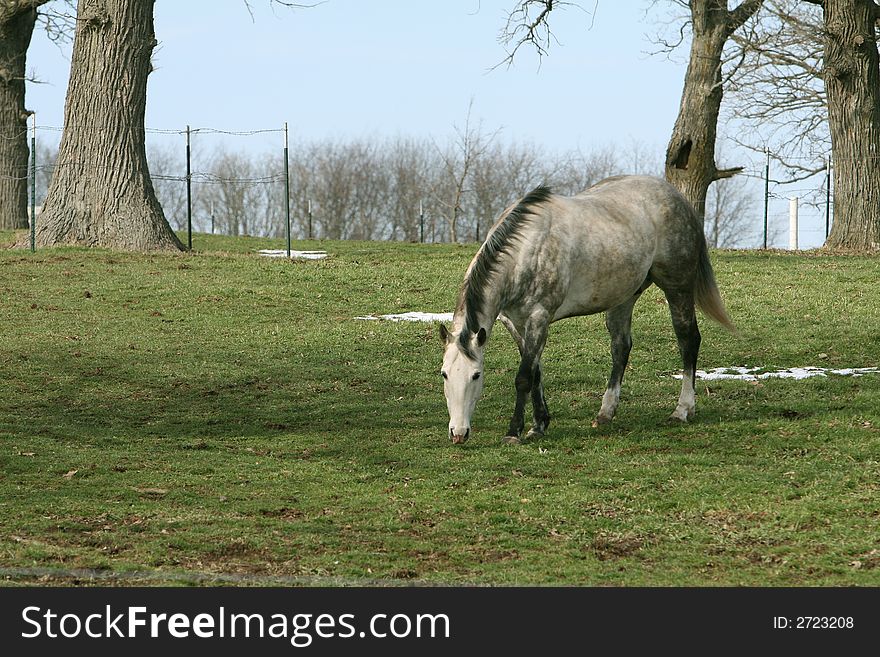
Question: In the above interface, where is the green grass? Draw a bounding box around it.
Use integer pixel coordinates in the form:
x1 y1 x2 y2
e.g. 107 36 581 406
1 231 879 586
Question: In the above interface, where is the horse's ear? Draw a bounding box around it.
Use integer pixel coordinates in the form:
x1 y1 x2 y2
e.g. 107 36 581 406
439 323 451 343
477 327 487 346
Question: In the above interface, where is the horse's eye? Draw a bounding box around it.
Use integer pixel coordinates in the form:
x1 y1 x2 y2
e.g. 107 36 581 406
472 372 481 381
441 371 448 380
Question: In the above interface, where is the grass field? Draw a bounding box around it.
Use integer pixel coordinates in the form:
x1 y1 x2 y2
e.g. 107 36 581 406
1 231 879 586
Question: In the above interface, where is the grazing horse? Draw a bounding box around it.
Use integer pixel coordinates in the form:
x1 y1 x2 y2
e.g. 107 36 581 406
438 175 735 445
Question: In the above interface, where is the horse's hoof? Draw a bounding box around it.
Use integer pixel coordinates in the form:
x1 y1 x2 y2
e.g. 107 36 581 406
503 435 522 445
591 415 612 428
525 429 544 441
666 413 689 424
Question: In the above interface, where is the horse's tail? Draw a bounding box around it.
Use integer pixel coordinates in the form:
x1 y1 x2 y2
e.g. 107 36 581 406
695 240 737 333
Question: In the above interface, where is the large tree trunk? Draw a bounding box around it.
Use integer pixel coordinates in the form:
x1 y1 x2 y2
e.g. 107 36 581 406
0 3 39 230
822 0 880 250
35 0 183 251
664 1 763 219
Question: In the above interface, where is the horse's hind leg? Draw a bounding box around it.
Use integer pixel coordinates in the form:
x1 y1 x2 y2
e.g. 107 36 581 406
593 294 640 427
665 289 701 422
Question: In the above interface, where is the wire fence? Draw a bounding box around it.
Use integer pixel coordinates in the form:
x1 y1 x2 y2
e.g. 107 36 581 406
16 121 839 252
719 148 833 250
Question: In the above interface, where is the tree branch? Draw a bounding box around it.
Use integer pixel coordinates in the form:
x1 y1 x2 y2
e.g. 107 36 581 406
242 0 325 22
728 0 766 34
714 166 745 180
495 0 594 69
0 0 51 25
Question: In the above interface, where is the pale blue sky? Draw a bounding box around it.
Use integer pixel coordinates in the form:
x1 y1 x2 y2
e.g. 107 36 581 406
28 1 683 153
25 0 826 247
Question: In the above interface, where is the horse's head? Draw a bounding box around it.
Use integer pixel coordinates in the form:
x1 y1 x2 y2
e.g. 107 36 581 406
439 323 487 444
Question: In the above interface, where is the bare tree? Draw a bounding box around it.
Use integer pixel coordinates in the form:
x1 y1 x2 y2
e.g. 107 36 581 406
469 140 548 241
386 136 434 241
147 143 187 231
704 173 757 246
287 141 316 238
547 144 619 195
661 0 765 219
347 140 389 240
809 0 880 249
726 0 827 179
312 140 358 240
205 147 272 237
257 152 288 238
0 1 47 230
33 139 55 205
0 1 73 230
35 0 183 250
435 101 500 242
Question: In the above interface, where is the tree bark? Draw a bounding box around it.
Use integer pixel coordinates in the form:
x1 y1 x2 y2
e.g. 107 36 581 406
821 0 880 250
664 1 762 219
0 3 40 230
35 0 183 251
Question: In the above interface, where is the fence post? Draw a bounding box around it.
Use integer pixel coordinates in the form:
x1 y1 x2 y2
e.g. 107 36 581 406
419 200 424 244
308 199 313 239
284 122 291 257
186 125 192 250
30 113 36 253
763 148 770 249
825 157 831 240
789 197 798 250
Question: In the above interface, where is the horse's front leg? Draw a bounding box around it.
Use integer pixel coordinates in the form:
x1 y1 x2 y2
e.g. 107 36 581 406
527 361 550 439
500 315 551 440
503 312 549 444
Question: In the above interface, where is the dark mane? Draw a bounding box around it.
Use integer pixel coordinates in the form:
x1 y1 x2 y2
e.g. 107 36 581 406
458 185 553 357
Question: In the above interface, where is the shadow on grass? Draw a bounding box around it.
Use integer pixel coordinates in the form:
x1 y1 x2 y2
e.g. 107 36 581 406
7 339 877 461
4 346 448 449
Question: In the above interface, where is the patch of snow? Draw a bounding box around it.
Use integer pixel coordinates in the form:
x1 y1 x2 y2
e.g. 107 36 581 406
674 366 880 381
355 312 454 323
258 249 328 260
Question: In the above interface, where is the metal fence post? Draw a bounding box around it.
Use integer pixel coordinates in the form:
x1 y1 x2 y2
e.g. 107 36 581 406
186 125 192 250
825 157 831 240
284 122 291 257
30 113 36 253
763 148 770 249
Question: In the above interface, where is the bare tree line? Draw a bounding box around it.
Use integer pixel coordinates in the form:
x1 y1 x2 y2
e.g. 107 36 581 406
146 135 633 244
27 129 758 248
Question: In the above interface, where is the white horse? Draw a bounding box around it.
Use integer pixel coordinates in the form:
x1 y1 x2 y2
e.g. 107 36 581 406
439 175 735 444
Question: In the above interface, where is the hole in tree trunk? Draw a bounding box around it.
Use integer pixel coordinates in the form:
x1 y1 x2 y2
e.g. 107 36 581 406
672 139 692 170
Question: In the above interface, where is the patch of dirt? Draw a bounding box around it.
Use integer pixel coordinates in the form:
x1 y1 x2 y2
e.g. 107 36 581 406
589 532 646 561
851 549 880 570
259 507 304 521
204 538 263 559
581 502 633 519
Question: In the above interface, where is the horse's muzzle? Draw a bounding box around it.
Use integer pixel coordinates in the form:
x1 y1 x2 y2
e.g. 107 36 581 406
450 428 470 444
